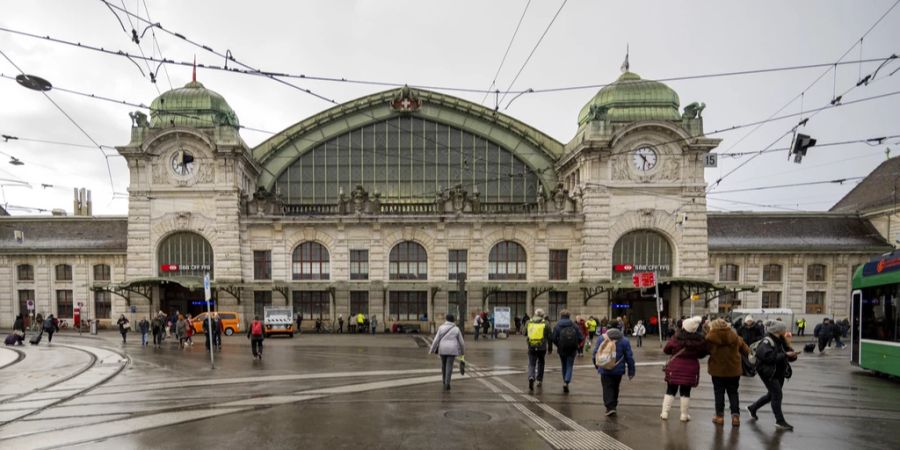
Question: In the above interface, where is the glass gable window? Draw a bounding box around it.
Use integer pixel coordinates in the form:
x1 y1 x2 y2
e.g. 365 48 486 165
17 264 34 281
157 232 214 278
389 241 427 280
762 264 782 282
350 250 369 280
612 230 672 278
254 251 272 280
489 241 527 280
274 117 542 204
448 249 467 280
292 242 330 280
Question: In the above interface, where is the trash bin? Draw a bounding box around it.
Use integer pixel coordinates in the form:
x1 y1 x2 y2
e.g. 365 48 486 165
90 319 98 335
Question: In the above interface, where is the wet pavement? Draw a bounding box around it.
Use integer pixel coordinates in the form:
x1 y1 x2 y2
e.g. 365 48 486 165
0 330 898 449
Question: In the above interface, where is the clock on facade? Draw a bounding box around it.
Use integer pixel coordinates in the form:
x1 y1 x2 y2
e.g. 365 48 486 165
171 149 195 176
632 147 657 171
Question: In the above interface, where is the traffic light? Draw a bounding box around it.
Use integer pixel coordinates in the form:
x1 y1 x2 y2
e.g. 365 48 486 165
790 133 817 163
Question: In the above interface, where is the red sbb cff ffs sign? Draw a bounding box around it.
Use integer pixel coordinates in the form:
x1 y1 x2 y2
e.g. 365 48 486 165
613 264 634 272
160 264 180 272
632 272 656 288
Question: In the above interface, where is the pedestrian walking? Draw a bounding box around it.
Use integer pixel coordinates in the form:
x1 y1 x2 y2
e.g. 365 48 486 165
151 315 163 347
706 319 750 427
370 314 378 334
586 316 598 343
429 314 465 391
747 320 798 431
9 314 26 345
185 315 194 346
593 325 636 416
138 317 150 347
175 314 188 349
296 313 303 334
526 309 552 392
338 314 344 334
660 317 708 422
117 315 130 344
473 314 483 341
833 320 847 349
43 314 58 345
576 316 588 357
214 315 224 349
248 315 265 359
632 320 646 347
551 310 583 393
738 316 764 345
203 316 213 351
814 318 835 353
481 312 491 339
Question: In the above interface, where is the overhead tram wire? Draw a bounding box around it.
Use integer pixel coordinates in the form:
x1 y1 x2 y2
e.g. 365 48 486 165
707 177 866 195
0 49 117 194
716 134 900 157
140 0 173 90
104 0 160 95
497 0 568 108
479 0 532 107
710 0 900 158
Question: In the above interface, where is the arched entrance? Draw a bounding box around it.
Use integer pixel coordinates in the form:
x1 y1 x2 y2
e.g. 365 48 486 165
157 232 214 317
611 230 673 329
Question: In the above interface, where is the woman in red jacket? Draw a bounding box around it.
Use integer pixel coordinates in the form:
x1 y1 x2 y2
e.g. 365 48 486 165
576 316 589 357
661 317 708 422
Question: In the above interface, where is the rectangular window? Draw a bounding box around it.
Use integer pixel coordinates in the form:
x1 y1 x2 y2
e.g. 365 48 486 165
253 251 272 280
55 264 73 282
549 250 568 280
93 264 111 282
254 291 273 318
762 264 782 282
17 264 34 281
719 264 739 282
807 264 827 282
350 291 369 315
388 291 427 321
350 250 369 280
95 291 111 319
18 290 34 316
805 291 826 314
292 291 329 320
549 291 567 321
717 292 741 314
761 291 781 309
488 291 527 321
57 290 73 318
448 249 467 280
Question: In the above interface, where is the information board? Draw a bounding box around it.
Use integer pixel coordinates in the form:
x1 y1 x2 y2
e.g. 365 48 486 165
493 307 511 331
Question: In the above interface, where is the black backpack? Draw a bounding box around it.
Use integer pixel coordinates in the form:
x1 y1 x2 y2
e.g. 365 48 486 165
558 325 578 352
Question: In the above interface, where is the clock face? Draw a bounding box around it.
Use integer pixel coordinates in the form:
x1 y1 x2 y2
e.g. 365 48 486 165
171 149 195 176
632 147 657 171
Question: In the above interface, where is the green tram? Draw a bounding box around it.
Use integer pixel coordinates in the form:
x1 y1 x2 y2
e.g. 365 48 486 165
851 250 900 377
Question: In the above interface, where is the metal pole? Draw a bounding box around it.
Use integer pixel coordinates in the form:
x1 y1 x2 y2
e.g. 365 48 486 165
655 272 663 346
204 273 215 370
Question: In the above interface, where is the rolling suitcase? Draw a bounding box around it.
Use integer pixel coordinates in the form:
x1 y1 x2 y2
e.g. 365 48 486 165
29 331 42 345
803 342 816 353
4 334 17 346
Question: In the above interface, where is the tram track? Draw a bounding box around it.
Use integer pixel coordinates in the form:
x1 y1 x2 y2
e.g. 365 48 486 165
0 347 25 371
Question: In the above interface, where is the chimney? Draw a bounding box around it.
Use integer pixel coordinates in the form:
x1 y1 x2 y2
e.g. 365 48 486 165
73 187 80 215
86 190 92 216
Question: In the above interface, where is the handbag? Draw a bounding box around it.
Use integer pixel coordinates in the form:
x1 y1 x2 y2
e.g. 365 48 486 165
459 356 466 375
741 353 757 377
661 348 686 373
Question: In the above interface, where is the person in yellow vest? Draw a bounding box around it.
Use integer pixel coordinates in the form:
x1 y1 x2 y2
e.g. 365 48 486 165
586 316 599 343
356 312 366 334
796 318 806 336
526 309 553 392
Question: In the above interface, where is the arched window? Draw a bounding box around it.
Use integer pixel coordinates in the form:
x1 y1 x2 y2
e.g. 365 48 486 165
292 242 330 280
389 241 427 280
489 241 527 280
719 264 739 282
17 264 34 281
157 231 214 277
612 230 672 278
55 264 73 282
93 264 111 282
762 264 782 282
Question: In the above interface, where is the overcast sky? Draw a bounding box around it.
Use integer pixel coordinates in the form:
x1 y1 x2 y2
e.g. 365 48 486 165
1 0 898 215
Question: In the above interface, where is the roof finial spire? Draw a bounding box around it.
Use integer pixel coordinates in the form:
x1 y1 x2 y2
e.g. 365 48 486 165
620 43 630 73
192 55 197 82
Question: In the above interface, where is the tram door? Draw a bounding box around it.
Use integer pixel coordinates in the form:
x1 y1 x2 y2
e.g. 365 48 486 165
850 290 862 366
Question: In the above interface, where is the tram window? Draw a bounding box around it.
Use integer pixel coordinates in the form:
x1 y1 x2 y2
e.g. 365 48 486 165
861 287 898 342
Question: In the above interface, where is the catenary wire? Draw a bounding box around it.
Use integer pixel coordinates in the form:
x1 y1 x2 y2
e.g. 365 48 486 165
480 0 532 107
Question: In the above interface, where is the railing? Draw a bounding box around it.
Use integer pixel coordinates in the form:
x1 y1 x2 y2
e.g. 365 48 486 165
283 204 340 215
480 203 540 214
379 203 437 215
281 202 547 216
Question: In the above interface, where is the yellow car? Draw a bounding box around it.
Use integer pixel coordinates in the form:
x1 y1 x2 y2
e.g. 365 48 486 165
191 311 241 336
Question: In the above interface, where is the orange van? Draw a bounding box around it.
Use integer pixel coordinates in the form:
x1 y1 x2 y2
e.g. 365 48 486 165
191 311 241 335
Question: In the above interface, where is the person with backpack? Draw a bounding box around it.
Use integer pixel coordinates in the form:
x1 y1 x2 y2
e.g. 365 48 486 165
592 322 636 416
747 320 798 431
138 317 150 347
247 315 265 360
551 310 583 393
632 320 646 347
706 319 750 427
660 317 708 422
814 318 835 353
43 314 59 344
525 309 553 392
429 314 465 391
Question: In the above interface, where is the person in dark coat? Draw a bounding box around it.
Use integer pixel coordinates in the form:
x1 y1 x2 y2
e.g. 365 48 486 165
11 314 26 345
706 319 750 427
43 314 59 344
748 320 797 431
661 317 708 422
525 309 553 392
738 316 764 345
593 326 636 416
814 318 835 353
116 315 129 344
551 310 583 393
138 317 150 347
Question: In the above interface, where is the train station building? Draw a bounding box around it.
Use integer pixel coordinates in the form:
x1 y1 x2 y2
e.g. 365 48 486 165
1 70 896 330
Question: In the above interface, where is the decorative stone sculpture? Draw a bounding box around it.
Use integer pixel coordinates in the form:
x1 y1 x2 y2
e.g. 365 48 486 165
682 102 706 119
129 111 149 128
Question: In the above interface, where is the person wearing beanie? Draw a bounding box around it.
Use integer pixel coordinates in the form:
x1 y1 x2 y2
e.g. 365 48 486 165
592 326 636 416
706 319 750 427
525 308 553 392
660 316 709 421
748 319 797 431
429 314 465 391
739 315 765 346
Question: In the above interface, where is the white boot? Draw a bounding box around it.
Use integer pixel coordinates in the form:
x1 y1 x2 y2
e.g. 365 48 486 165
660 394 674 420
680 397 691 422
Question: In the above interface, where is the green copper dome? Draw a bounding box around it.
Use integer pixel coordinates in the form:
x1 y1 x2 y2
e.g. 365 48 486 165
149 81 240 128
577 72 680 126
